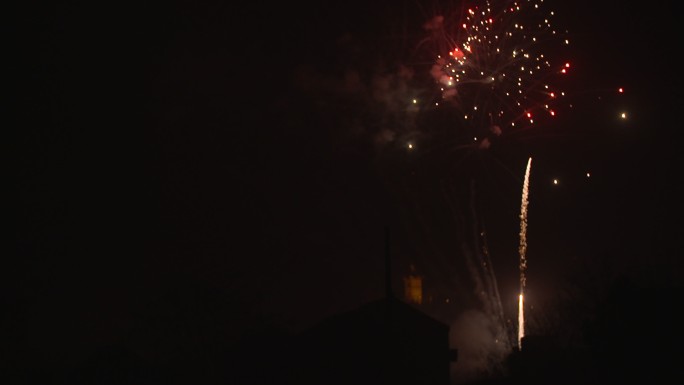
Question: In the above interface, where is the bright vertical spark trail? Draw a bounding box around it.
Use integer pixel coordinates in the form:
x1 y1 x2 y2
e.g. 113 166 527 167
518 294 524 349
518 157 531 349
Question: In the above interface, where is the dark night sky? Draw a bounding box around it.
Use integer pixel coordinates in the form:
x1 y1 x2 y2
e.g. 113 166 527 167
11 0 684 381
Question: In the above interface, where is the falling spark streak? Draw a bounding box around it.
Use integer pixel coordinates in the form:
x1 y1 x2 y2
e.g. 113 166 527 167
518 157 531 349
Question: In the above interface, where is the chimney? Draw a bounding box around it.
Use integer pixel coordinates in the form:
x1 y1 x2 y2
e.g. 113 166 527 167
385 226 393 299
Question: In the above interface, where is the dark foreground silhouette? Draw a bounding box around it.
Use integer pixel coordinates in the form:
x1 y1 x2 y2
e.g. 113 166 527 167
2 275 682 385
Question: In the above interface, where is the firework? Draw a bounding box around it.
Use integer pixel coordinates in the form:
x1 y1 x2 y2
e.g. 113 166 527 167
518 156 531 349
419 0 571 148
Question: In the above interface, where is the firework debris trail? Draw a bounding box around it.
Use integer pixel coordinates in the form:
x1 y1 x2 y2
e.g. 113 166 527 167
468 180 510 348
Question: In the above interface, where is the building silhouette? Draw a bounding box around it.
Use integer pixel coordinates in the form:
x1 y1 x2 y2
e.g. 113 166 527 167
284 228 457 384
289 294 457 385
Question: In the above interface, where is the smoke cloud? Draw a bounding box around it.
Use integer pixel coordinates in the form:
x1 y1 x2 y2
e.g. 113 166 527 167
449 309 511 384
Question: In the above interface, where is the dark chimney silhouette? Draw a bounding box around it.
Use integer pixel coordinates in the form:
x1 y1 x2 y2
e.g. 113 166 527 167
385 225 393 299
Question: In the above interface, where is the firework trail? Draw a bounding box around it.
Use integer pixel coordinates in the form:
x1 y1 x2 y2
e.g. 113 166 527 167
467 180 509 346
518 156 531 349
440 177 512 379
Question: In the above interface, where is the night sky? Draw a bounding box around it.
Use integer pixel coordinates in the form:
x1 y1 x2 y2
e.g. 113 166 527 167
12 0 684 383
